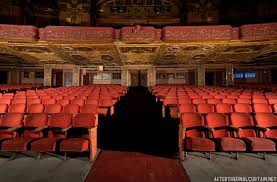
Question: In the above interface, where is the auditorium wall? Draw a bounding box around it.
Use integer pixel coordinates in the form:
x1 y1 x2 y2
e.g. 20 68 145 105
233 69 271 84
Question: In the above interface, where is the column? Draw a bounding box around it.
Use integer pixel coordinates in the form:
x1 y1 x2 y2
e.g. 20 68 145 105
122 66 128 86
148 65 156 86
197 65 205 86
226 64 234 87
44 66 52 86
72 66 80 86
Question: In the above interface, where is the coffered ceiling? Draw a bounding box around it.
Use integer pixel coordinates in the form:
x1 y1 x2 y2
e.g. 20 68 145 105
0 39 276 67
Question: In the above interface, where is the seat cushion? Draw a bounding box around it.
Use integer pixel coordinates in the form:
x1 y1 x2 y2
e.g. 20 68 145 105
244 137 276 151
31 138 60 152
1 138 34 151
60 138 89 152
217 137 246 151
185 137 215 151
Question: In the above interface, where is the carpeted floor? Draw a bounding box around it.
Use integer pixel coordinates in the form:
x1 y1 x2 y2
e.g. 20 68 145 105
85 87 189 182
85 150 189 182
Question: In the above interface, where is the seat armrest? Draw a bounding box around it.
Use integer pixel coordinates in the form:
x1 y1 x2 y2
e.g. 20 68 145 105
61 126 72 132
255 125 270 132
185 125 208 131
34 126 48 133
7 125 23 132
229 125 241 131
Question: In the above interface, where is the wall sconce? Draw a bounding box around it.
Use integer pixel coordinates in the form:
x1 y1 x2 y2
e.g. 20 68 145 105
98 65 104 72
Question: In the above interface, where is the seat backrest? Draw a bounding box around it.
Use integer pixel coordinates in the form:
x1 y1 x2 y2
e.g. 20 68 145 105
179 104 196 113
178 99 191 104
27 104 44 113
27 98 41 105
8 103 26 113
85 99 99 105
99 98 113 107
237 98 252 104
0 113 23 127
0 98 12 105
252 99 268 104
48 113 72 128
268 99 277 105
42 98 56 105
57 99 70 106
206 113 230 138
0 104 8 113
72 113 97 128
71 99 85 106
23 113 48 138
215 103 233 114
230 113 256 138
222 99 236 105
233 103 252 113
254 113 277 138
80 104 98 114
62 104 80 115
44 104 62 114
196 104 214 114
253 103 272 113
192 99 206 105
207 99 221 105
180 113 205 137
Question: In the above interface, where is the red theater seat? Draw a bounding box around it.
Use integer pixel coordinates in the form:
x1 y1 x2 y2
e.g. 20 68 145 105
80 104 98 115
0 98 12 105
27 104 44 114
71 99 85 107
253 103 272 113
254 113 277 148
8 104 26 113
0 104 8 114
0 113 24 149
1 113 48 152
215 104 233 114
179 104 196 113
42 98 56 105
207 99 221 105
59 113 98 160
62 104 80 115
192 99 206 105
45 104 62 114
233 104 253 114
31 113 72 152
206 113 246 154
196 104 214 114
230 113 275 152
179 113 215 160
57 99 70 106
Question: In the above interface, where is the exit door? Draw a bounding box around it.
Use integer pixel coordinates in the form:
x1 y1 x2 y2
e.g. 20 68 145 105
130 70 148 87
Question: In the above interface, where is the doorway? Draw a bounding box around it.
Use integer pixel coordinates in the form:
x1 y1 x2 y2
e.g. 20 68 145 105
0 71 8 84
205 72 214 86
52 69 63 87
130 69 148 87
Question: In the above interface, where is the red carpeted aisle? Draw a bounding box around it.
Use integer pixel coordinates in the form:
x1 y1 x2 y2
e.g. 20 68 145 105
85 150 189 182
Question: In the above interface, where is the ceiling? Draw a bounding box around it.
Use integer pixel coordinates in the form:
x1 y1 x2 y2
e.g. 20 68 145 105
0 39 276 67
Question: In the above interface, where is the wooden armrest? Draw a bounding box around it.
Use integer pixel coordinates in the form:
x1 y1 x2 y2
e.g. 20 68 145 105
34 126 48 132
7 125 23 132
61 126 72 132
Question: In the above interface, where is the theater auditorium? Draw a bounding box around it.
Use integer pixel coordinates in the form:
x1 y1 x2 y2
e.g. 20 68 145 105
0 0 277 182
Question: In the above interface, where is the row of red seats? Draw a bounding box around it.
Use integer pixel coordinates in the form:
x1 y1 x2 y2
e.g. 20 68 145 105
163 97 277 105
0 84 41 93
0 103 98 115
0 97 114 107
0 113 98 160
178 103 277 114
179 112 277 160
